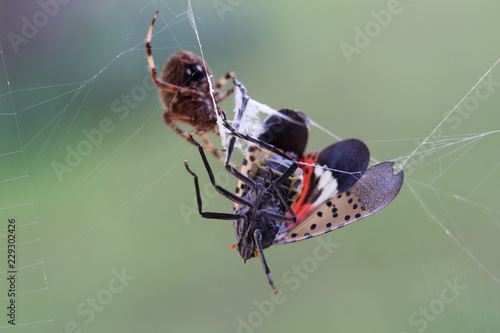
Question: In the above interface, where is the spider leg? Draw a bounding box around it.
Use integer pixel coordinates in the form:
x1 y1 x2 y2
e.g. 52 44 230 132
214 72 236 103
163 112 224 154
254 229 277 293
199 133 225 163
215 88 235 104
214 71 236 91
184 160 244 221
146 11 203 99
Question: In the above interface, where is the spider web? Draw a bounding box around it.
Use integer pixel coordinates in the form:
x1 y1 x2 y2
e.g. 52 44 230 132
0 1 499 332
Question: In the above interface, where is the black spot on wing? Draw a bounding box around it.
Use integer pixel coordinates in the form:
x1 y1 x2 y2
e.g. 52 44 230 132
274 161 404 245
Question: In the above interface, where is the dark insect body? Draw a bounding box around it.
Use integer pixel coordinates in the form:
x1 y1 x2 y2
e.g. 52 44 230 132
146 11 235 161
185 80 404 292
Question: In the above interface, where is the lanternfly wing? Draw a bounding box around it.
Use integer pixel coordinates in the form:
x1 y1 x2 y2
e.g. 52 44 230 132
291 139 370 223
274 161 404 244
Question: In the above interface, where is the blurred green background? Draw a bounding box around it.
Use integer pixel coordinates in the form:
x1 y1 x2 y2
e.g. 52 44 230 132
1 0 500 332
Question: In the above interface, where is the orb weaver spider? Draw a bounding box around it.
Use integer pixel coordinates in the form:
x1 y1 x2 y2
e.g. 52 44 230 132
146 11 235 161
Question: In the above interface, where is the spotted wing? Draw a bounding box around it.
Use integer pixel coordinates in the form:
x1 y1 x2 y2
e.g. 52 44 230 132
274 161 404 244
290 139 370 224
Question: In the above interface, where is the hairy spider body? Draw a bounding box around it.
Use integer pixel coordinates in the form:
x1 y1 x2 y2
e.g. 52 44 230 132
146 11 235 161
159 51 217 132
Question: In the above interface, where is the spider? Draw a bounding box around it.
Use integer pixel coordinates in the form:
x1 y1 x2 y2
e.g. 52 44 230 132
146 11 235 162
184 80 307 292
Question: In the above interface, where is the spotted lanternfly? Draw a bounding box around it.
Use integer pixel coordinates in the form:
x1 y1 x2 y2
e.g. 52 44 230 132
184 79 404 292
146 11 235 162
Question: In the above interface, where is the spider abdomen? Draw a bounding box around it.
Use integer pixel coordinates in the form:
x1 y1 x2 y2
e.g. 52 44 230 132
159 51 212 109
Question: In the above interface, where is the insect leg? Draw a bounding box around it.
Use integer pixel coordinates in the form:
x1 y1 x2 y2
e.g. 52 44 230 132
217 88 296 164
231 78 250 128
188 135 254 208
219 108 257 187
254 229 277 293
199 133 225 163
163 114 225 155
184 160 246 221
